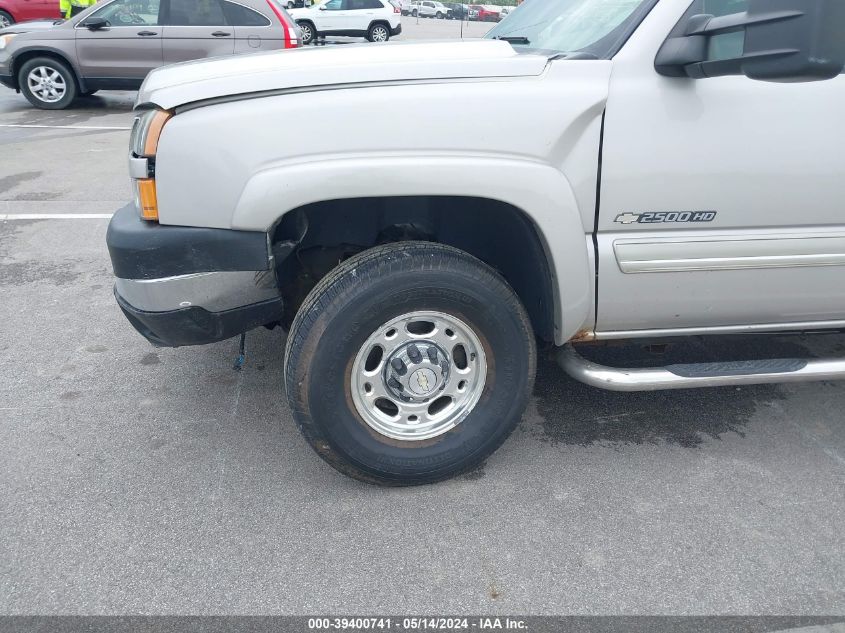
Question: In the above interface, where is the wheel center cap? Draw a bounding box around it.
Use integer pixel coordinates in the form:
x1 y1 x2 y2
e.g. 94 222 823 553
384 340 450 402
408 367 437 396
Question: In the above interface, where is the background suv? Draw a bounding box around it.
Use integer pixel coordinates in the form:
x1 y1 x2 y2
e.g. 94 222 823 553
0 0 300 109
414 0 448 18
290 0 400 44
442 2 468 19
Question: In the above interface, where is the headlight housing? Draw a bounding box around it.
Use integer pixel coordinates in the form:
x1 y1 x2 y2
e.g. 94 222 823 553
0 34 17 50
129 108 171 221
129 108 171 158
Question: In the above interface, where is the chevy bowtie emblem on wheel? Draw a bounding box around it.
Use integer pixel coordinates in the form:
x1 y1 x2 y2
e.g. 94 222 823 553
615 211 717 224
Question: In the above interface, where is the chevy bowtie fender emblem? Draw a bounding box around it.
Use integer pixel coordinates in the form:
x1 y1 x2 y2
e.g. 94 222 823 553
614 211 717 224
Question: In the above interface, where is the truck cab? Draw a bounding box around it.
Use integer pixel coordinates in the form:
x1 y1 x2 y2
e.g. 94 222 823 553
107 0 845 485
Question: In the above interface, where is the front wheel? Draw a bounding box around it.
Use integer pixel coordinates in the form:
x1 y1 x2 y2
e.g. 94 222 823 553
18 57 77 110
284 242 536 486
435 10 442 17
0 10 13 27
297 20 316 44
367 22 390 42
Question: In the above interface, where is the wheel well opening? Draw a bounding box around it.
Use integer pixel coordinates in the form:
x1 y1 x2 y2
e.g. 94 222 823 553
11 50 80 90
272 196 556 342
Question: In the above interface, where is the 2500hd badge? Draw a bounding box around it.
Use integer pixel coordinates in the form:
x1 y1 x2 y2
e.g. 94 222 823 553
614 211 717 224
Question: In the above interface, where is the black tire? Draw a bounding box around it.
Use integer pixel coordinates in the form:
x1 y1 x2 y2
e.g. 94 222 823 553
18 56 77 110
0 10 13 27
286 0 294 6
366 22 390 42
284 242 536 486
435 10 442 17
411 9 417 16
297 20 316 44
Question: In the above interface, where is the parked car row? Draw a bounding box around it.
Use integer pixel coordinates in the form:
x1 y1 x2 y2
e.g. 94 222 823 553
0 0 301 108
398 0 511 21
467 4 505 21
289 0 401 45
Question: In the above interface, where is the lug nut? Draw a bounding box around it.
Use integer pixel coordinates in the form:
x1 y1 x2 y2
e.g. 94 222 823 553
388 377 404 391
427 347 438 364
407 344 422 364
391 358 407 375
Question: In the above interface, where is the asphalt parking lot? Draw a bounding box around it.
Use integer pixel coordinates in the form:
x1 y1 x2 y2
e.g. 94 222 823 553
1 23 844 617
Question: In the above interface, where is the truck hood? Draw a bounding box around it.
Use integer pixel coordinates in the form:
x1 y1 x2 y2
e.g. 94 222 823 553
137 39 549 110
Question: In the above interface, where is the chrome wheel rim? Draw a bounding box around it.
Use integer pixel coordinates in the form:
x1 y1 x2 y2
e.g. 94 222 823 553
0 15 10 27
299 23 312 42
350 311 487 441
27 66 66 103
372 26 388 41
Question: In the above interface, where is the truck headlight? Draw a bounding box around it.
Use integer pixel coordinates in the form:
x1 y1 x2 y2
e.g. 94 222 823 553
130 108 171 158
129 108 171 221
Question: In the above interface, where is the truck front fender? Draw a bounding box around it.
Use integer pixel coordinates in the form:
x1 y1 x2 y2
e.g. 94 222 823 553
234 154 592 343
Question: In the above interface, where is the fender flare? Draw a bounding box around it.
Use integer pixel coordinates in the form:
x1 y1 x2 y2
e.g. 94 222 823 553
233 154 592 343
10 45 88 92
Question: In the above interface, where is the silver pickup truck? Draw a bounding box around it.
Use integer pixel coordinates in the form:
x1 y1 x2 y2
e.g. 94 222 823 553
106 0 845 485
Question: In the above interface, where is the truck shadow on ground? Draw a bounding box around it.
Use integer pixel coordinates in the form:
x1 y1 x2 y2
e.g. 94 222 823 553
531 334 837 448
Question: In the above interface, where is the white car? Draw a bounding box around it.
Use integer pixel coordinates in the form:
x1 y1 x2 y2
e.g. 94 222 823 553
290 0 401 44
414 0 449 18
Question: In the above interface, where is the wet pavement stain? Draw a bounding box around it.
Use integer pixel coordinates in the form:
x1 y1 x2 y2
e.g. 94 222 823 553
0 171 42 194
140 352 161 366
0 221 85 286
0 261 83 286
531 335 816 448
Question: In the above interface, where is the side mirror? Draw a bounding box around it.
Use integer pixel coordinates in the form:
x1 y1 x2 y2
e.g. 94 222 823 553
655 0 845 82
81 16 110 29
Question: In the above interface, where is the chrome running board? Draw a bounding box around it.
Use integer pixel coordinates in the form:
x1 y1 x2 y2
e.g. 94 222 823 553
557 344 845 392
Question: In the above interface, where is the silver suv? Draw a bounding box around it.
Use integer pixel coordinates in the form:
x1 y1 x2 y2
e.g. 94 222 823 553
0 0 299 109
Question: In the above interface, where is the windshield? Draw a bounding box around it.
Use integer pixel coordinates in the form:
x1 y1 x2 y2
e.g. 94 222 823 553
485 0 655 58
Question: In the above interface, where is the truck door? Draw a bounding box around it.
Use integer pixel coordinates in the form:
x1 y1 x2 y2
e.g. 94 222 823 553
596 0 845 336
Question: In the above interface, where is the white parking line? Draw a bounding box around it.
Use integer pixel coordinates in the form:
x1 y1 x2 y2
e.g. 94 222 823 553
0 124 131 130
1 213 114 220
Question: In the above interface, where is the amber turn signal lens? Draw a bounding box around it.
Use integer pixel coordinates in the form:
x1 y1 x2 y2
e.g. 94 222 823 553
136 179 159 221
143 110 172 157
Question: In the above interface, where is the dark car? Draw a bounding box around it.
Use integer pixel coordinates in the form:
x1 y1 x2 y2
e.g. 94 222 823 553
441 2 467 19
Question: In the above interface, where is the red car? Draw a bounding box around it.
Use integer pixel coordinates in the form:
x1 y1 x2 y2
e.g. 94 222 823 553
471 4 499 21
0 0 60 26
